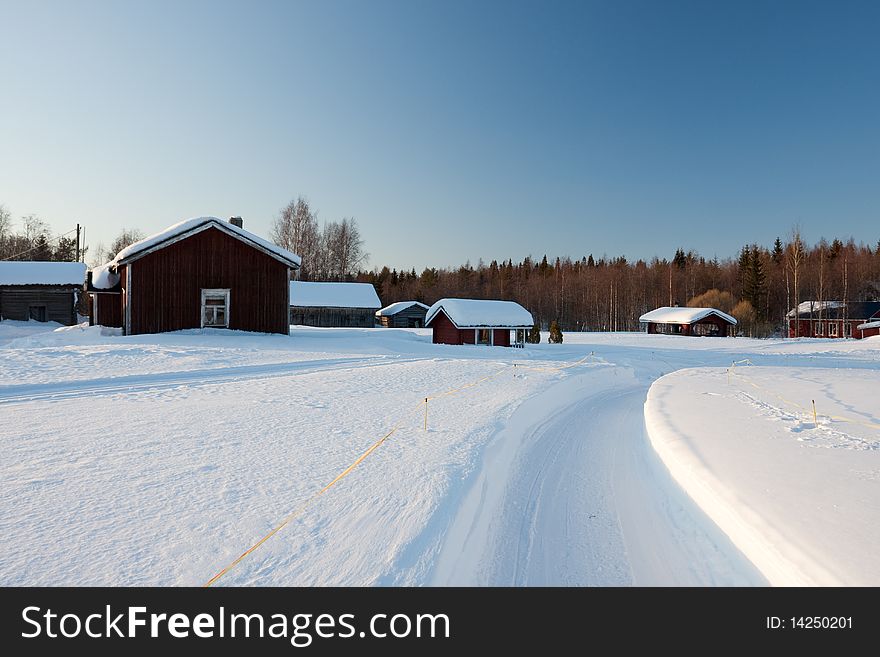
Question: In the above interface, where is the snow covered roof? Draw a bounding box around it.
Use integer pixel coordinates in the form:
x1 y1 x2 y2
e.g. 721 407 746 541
0 261 86 287
857 320 880 331
376 301 429 317
290 281 381 309
786 301 846 318
639 306 737 325
90 263 120 290
787 300 880 320
112 217 301 268
425 298 533 328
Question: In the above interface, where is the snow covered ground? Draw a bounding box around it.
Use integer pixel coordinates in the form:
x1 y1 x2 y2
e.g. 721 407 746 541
645 364 880 586
2 320 878 586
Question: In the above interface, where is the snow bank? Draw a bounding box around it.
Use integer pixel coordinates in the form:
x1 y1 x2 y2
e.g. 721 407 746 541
645 366 880 585
290 281 381 309
425 298 533 328
0 261 86 286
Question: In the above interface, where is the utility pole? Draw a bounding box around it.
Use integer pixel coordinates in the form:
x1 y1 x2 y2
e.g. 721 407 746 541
75 223 81 262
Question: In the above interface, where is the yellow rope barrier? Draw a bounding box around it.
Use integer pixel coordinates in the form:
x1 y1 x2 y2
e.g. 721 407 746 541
202 351 595 586
728 366 880 432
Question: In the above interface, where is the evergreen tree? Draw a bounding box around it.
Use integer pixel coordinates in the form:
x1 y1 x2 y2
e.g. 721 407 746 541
772 237 784 264
53 236 77 261
548 320 563 344
31 233 53 261
673 248 687 269
527 321 541 344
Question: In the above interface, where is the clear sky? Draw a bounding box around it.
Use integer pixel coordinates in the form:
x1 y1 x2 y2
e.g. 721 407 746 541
1 0 878 269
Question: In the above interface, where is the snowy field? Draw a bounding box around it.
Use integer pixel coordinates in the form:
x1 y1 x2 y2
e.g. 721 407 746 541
2 320 879 586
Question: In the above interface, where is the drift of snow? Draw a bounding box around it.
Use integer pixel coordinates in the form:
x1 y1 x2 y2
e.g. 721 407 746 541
645 365 880 585
109 217 301 267
425 298 533 328
290 281 381 309
376 301 429 316
0 261 86 286
90 263 119 289
639 306 737 325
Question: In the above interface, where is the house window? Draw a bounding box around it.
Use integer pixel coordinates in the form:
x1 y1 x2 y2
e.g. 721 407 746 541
28 305 47 322
829 322 839 337
844 322 852 338
201 289 230 328
815 321 824 336
477 328 492 345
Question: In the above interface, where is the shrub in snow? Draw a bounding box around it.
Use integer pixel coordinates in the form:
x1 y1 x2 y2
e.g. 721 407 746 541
548 320 563 344
527 322 541 344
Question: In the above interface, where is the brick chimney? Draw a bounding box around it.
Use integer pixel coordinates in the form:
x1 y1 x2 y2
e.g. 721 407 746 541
229 216 243 229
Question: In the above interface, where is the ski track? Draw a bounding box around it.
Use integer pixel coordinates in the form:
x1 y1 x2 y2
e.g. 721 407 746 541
430 355 768 586
0 356 428 405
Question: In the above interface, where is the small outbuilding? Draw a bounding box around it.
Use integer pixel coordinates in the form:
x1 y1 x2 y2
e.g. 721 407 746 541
0 261 86 325
290 281 381 328
375 301 429 328
856 320 880 339
425 298 533 347
639 306 737 337
87 216 301 335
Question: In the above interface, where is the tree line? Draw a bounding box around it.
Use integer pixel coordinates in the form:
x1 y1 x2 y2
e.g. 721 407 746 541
0 205 82 262
356 229 880 337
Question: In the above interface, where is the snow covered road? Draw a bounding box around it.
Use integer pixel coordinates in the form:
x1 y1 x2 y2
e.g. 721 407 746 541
432 366 766 586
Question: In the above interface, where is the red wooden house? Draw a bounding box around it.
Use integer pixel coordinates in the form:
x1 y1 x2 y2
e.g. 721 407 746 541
425 298 533 348
787 301 880 339
87 216 300 335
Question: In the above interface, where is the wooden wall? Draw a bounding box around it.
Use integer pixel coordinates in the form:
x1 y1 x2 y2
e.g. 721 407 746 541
290 307 376 328
91 293 123 328
0 287 78 325
127 227 290 335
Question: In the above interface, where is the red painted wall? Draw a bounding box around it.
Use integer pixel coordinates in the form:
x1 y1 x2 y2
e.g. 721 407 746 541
126 227 290 335
493 328 510 346
431 311 463 344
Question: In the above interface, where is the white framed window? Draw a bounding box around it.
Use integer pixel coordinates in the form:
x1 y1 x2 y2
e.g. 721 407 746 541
201 288 230 328
815 321 824 336
844 322 852 338
829 322 839 337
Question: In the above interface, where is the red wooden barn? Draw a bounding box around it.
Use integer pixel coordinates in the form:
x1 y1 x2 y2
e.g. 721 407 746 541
87 216 301 335
425 298 533 348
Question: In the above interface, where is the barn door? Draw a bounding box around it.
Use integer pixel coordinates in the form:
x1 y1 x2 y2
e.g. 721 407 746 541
201 289 230 328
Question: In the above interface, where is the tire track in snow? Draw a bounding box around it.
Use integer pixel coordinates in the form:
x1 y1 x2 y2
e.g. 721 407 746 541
0 356 428 405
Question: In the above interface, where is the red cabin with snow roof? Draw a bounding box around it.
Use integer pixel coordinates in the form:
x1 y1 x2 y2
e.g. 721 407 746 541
425 298 533 348
86 216 301 335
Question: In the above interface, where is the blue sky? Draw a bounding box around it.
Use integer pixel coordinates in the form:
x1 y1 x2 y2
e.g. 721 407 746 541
1 0 878 269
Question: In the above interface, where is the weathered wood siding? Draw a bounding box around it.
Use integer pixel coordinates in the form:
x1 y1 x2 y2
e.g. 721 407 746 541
127 227 290 335
379 304 428 328
290 306 376 328
90 293 123 328
0 287 78 324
